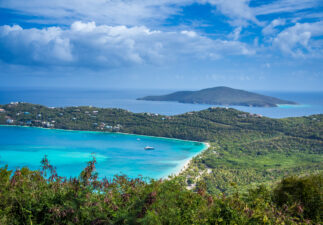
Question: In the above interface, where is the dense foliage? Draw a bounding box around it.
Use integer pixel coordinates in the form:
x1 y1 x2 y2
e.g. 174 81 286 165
0 157 321 224
273 174 323 222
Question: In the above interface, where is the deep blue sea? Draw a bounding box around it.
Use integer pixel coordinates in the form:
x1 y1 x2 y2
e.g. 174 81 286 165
0 126 206 179
0 88 323 118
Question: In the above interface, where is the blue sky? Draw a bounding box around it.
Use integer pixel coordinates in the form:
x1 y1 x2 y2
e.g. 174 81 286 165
0 0 323 91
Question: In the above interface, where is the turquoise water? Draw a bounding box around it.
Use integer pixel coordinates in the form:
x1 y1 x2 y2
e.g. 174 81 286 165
0 126 206 179
277 104 310 109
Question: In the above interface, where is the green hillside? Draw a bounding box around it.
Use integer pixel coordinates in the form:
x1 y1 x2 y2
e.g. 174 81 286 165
0 159 322 224
0 102 322 194
138 86 297 107
0 102 322 224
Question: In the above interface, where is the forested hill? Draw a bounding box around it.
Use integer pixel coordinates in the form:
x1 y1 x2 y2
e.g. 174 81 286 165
137 86 297 107
0 102 319 142
0 102 322 194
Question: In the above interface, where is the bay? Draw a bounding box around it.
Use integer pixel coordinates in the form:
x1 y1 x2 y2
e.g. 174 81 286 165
0 126 206 179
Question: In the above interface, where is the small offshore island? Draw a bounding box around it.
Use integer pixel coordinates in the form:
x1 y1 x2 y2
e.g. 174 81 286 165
138 86 297 107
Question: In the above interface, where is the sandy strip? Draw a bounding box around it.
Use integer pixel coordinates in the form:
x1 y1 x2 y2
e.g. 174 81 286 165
173 142 210 177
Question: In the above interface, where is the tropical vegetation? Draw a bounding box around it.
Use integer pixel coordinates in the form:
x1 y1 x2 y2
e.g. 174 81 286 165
0 157 321 224
0 102 322 224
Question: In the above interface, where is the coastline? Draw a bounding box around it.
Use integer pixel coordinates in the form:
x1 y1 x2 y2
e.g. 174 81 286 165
0 124 204 145
277 104 310 108
170 142 210 178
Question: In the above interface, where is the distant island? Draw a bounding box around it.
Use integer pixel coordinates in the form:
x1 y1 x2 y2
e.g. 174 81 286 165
137 86 297 107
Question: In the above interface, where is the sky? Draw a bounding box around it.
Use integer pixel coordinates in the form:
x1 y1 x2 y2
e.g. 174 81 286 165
0 0 323 91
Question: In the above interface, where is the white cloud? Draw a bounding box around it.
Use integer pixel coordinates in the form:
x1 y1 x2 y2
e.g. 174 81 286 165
199 0 321 27
0 21 254 68
273 21 323 57
71 21 96 32
0 0 194 26
253 0 320 16
228 26 242 40
0 25 73 65
181 30 197 38
200 0 260 26
262 19 285 35
1 0 321 30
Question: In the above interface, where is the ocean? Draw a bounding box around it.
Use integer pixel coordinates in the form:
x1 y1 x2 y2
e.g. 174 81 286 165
0 88 323 118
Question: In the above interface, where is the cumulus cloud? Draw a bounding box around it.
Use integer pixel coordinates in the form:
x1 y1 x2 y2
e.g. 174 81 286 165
0 25 73 66
273 21 323 57
0 21 254 69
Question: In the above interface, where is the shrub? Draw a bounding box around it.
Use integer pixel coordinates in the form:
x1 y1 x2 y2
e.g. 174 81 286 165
273 173 323 222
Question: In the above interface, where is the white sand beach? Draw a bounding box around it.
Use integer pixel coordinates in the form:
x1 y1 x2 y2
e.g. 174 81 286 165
173 142 210 177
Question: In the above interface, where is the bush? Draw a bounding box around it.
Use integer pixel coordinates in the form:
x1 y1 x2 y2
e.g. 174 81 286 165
273 173 323 222
0 156 321 224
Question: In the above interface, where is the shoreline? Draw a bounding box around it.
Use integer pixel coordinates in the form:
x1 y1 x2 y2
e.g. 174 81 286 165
0 124 204 144
170 142 210 178
277 104 310 108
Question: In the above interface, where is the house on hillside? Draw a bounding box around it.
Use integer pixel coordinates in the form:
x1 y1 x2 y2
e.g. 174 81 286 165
6 119 14 124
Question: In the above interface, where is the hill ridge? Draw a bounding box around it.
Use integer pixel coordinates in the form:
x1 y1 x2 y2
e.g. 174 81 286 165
137 86 297 107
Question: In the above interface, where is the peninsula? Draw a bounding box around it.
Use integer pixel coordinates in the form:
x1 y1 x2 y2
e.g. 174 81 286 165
137 86 297 107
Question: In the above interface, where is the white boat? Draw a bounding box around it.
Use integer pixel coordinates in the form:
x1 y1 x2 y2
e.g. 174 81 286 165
144 146 155 150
